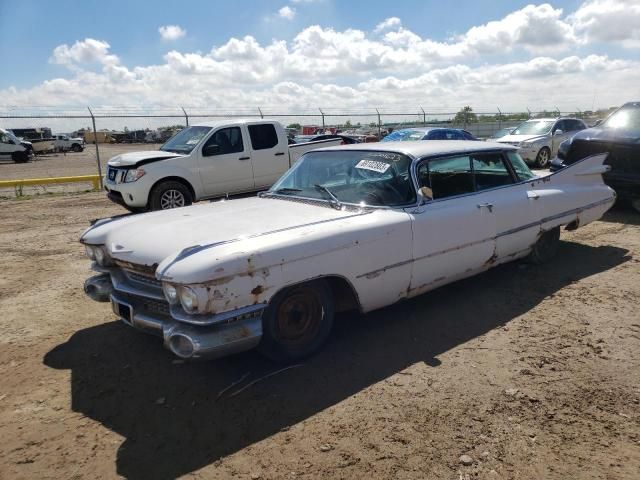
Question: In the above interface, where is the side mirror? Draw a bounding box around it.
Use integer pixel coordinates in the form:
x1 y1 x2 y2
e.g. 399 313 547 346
417 186 433 205
553 129 564 136
202 144 220 156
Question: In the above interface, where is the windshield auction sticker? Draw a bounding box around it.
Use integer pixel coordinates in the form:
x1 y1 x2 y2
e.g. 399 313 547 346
355 159 391 173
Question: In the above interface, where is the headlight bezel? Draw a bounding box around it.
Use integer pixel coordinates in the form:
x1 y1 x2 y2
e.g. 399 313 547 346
162 282 179 305
85 244 114 267
179 286 199 314
85 244 96 260
123 168 146 183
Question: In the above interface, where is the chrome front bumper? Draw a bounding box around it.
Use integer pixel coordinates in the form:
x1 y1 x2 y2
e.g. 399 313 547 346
85 272 264 359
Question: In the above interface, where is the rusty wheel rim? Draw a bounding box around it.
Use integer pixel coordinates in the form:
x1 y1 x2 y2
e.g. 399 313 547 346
275 287 323 346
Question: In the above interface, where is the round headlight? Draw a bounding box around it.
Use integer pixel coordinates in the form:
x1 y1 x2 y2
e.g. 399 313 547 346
162 283 179 305
180 286 199 314
85 245 96 260
94 246 106 266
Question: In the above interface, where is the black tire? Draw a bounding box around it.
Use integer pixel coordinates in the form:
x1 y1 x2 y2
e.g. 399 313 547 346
535 147 551 168
259 280 334 363
149 180 193 211
71 144 83 152
12 151 29 163
527 226 560 264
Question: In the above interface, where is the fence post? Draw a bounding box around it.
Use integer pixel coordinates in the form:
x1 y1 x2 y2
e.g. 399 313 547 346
526 107 532 119
555 106 561 118
420 107 426 127
376 108 381 139
181 106 189 126
319 108 325 130
258 107 264 119
87 107 103 190
497 107 502 130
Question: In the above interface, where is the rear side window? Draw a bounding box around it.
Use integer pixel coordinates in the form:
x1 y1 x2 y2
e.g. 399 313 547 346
471 153 514 191
248 124 278 150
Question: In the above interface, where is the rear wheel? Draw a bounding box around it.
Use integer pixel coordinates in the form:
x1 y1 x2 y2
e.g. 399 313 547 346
149 180 193 211
71 144 83 152
527 226 560 264
259 280 334 362
535 147 551 168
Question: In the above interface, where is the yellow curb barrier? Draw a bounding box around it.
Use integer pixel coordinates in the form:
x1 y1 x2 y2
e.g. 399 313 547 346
0 174 102 194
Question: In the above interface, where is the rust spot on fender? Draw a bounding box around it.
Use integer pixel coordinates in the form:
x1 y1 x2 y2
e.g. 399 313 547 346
251 285 265 295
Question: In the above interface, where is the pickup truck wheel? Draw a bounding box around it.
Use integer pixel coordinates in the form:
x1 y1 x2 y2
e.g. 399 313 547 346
631 198 640 214
527 226 560 264
535 147 551 168
259 280 334 363
149 181 192 210
71 144 82 152
12 151 29 163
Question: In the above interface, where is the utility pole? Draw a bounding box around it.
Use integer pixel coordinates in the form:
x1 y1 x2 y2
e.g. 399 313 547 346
87 107 103 189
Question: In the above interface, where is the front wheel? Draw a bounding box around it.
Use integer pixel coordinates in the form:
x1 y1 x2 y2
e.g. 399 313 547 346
535 147 551 168
12 151 29 163
259 280 334 362
527 226 560 264
71 144 83 152
149 180 193 211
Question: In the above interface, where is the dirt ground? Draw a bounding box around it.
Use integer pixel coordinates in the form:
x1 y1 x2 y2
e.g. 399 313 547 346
0 143 161 196
0 192 638 480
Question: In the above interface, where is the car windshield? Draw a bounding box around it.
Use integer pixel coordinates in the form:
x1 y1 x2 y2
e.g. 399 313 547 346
512 120 555 135
602 106 640 131
269 150 416 207
381 130 426 142
160 126 211 153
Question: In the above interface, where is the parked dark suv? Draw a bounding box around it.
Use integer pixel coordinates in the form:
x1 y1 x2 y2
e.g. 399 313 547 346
550 101 640 212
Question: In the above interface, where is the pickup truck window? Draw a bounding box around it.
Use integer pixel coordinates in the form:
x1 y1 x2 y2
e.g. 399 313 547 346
160 126 211 154
1 132 13 144
202 127 244 155
248 124 278 150
270 150 416 207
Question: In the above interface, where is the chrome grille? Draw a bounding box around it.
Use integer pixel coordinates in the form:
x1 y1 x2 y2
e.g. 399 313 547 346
125 270 162 289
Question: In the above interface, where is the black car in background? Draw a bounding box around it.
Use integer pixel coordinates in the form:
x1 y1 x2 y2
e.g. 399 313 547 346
550 101 640 212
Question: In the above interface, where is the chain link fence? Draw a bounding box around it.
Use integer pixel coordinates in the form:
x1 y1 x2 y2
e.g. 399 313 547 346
0 105 608 193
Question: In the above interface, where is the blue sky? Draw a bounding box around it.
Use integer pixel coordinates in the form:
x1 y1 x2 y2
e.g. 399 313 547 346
0 0 638 113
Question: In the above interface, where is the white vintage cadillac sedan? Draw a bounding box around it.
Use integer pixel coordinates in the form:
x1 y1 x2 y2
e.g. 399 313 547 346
81 141 615 361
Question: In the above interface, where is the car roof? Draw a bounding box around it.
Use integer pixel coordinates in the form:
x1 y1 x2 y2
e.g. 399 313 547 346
314 140 517 158
191 118 278 128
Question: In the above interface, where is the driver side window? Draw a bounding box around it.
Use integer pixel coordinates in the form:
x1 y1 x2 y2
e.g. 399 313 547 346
1 132 14 144
202 127 244 156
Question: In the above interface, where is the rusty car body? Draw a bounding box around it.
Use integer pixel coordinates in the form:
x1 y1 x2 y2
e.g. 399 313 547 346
81 141 615 361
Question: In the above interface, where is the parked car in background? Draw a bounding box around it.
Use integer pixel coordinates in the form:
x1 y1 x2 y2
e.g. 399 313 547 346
0 128 34 163
54 134 85 152
104 119 342 212
308 134 360 144
550 101 640 212
381 127 478 142
488 127 515 140
81 141 615 361
496 118 587 168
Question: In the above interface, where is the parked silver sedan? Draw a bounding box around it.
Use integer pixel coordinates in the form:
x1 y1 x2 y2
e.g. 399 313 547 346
496 118 587 168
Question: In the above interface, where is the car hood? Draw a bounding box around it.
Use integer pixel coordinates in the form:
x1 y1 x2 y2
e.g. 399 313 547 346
497 134 547 143
107 150 185 167
571 127 640 145
81 196 373 279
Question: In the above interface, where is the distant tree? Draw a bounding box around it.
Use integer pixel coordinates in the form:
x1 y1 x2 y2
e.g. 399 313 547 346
454 106 477 124
344 119 352 128
286 123 301 130
124 126 129 132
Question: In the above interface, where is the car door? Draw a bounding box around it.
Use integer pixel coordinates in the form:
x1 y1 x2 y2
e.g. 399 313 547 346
0 131 17 157
406 155 496 297
473 151 540 260
551 120 570 156
197 126 254 197
247 123 289 189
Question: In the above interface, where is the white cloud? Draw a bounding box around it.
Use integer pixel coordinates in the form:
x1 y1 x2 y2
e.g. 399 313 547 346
569 0 640 48
278 6 296 20
374 17 401 33
158 25 186 41
7 1 640 117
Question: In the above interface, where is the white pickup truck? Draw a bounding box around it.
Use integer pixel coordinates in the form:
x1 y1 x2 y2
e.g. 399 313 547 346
54 134 85 152
104 119 343 212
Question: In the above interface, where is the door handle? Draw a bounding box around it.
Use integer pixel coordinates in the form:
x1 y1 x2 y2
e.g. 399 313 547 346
238 156 250 160
274 152 285 156
476 202 494 212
